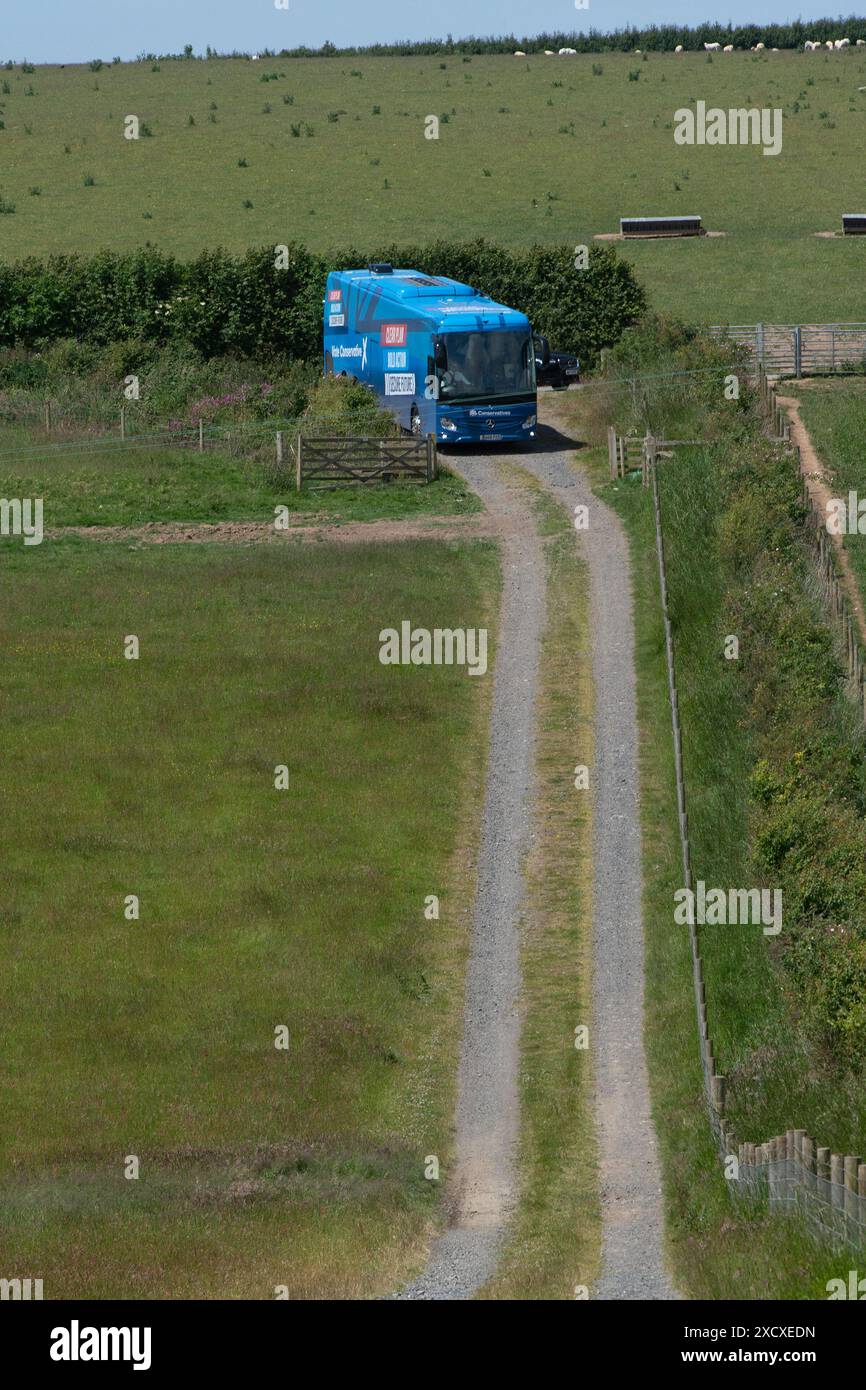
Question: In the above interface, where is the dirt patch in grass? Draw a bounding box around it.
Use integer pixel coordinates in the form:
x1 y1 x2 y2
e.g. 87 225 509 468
778 392 866 644
46 514 496 546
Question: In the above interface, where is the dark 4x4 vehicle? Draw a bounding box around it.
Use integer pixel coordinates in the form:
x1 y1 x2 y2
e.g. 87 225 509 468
534 335 580 388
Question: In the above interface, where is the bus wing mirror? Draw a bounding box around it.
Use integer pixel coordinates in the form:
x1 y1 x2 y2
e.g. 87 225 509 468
434 341 448 370
534 335 551 366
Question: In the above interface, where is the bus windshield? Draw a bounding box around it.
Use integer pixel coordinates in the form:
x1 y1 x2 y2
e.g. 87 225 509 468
438 330 536 402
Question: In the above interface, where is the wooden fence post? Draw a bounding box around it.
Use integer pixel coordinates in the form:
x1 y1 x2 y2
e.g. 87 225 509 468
803 1136 815 1194
831 1153 845 1217
608 425 617 480
198 419 204 452
845 1155 860 1228
44 400 52 435
643 432 656 488
276 431 284 469
120 406 125 440
295 433 302 492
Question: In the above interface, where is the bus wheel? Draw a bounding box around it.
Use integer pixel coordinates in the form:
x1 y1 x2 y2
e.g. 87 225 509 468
410 408 422 436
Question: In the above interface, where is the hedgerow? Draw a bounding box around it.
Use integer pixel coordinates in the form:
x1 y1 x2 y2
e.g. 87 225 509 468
0 240 645 367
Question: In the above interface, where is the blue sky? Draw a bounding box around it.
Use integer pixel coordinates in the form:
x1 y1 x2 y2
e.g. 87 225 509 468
0 2 854 65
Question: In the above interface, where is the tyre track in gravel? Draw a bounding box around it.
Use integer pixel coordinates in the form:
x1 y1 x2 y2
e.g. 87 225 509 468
395 454 545 1300
397 402 677 1299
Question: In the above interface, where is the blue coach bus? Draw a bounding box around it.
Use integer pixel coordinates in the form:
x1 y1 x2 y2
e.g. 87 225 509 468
322 263 540 444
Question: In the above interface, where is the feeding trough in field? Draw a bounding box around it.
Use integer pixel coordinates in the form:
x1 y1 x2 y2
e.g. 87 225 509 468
619 214 704 239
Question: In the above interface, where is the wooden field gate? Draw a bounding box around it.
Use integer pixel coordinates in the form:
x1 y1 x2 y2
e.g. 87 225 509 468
293 434 437 489
607 427 701 482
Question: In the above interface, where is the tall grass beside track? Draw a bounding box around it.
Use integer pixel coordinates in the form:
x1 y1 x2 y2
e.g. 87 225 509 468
567 322 866 1296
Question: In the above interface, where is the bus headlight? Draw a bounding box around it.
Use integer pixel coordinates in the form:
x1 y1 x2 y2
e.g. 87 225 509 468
440 417 457 431
522 414 537 430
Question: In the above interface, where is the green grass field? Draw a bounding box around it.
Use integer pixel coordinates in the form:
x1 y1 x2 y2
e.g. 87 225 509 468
2 52 866 323
0 533 498 1297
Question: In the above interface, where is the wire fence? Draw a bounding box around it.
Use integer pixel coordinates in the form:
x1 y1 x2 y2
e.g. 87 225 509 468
0 413 401 469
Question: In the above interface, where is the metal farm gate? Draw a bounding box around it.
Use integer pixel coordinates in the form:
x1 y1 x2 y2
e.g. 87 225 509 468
708 322 866 377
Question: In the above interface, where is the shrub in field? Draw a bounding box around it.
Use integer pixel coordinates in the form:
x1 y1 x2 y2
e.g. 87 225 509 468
0 240 645 368
301 374 400 436
0 349 49 388
0 337 316 431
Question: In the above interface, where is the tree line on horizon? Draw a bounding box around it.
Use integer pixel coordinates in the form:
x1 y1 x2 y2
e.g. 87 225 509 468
150 18 866 62
9 18 866 67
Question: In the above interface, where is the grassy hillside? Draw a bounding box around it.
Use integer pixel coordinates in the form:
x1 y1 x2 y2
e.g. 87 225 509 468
1 52 866 323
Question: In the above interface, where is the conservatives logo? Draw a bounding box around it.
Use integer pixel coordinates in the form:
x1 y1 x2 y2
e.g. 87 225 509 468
50 1322 152 1372
332 338 368 370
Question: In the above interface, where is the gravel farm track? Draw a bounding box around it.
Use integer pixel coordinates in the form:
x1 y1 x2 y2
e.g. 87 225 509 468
397 395 679 1300
41 390 678 1300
